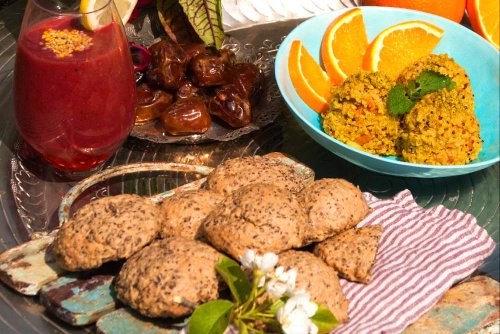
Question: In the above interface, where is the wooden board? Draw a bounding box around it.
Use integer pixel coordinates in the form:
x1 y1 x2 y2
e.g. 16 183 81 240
0 234 65 295
40 274 116 326
403 275 500 333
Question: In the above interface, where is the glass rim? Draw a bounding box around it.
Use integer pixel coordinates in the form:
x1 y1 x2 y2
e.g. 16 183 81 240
31 0 114 16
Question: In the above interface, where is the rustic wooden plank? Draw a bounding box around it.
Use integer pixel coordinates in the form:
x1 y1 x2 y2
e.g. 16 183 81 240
96 308 188 334
0 234 65 295
404 275 500 334
40 274 117 326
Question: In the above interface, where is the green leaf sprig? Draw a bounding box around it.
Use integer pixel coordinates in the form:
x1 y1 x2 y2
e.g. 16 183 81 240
188 251 339 334
387 70 456 116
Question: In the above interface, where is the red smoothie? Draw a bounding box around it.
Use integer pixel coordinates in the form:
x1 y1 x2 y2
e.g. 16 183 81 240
14 16 136 172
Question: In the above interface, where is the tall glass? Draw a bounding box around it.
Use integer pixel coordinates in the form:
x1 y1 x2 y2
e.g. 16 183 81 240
14 0 136 175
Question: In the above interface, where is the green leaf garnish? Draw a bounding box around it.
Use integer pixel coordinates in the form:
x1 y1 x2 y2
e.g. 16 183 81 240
387 83 416 116
188 300 233 334
215 255 251 305
388 70 456 115
179 0 224 49
311 303 339 334
413 70 456 98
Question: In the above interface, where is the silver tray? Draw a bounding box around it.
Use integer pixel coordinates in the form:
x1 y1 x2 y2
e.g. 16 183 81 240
0 1 498 333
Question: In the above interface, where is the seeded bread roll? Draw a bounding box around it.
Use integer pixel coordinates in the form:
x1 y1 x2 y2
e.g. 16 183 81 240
314 224 383 284
115 238 222 318
298 178 370 244
279 250 350 324
159 189 224 239
203 183 307 259
205 155 306 196
52 194 161 271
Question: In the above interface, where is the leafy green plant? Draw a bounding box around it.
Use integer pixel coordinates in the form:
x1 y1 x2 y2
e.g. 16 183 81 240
188 250 339 334
157 0 224 49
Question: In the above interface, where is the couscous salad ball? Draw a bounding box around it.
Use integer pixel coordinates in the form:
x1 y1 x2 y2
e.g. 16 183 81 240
322 72 401 156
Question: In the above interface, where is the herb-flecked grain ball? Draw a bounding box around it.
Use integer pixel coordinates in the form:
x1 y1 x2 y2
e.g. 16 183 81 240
398 54 474 114
52 194 161 271
322 72 401 156
115 238 222 318
400 90 482 165
397 54 482 165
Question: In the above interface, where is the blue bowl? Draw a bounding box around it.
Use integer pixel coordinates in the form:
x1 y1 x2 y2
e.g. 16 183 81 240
275 6 499 178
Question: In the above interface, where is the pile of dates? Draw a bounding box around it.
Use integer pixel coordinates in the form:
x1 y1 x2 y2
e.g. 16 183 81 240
135 39 264 136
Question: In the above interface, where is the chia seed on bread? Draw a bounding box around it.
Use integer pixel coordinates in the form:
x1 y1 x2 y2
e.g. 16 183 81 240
115 238 222 318
314 224 383 284
279 250 350 324
298 178 370 244
159 189 224 239
205 155 307 196
52 194 161 271
203 183 307 259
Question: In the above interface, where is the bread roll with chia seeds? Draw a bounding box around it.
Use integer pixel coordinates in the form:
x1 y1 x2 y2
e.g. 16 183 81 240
52 194 161 271
205 155 306 196
115 238 222 318
203 183 307 259
298 178 370 244
159 189 224 239
314 224 383 284
279 250 350 324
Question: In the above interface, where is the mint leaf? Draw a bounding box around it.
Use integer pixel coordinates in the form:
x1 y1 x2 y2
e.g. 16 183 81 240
215 256 251 305
188 300 233 334
311 304 339 334
388 70 455 115
388 83 416 115
414 70 456 97
179 0 224 49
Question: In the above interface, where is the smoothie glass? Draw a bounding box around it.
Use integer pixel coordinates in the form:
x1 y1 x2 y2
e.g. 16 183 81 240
14 0 136 174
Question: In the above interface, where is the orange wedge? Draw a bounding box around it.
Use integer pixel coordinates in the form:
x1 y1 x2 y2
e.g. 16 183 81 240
363 21 444 79
467 0 499 49
288 40 332 113
321 8 368 85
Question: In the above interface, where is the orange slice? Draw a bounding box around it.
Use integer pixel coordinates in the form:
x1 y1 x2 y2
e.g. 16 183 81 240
321 8 368 85
363 21 444 79
467 0 499 49
288 40 332 113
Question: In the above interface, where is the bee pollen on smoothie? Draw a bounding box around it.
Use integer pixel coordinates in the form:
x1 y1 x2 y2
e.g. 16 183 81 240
40 28 93 58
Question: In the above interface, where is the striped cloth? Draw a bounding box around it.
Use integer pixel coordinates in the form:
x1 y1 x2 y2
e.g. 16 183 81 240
334 190 496 334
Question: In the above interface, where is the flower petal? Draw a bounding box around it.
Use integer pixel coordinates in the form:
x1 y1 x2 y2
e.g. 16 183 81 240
260 252 278 272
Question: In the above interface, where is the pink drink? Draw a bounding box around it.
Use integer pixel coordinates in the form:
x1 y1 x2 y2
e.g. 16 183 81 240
14 16 136 172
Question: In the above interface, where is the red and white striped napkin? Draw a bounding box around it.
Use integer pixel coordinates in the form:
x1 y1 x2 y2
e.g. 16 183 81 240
334 190 496 334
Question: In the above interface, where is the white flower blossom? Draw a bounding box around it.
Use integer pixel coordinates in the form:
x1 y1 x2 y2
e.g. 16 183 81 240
239 250 278 273
260 252 279 272
240 249 259 270
277 304 318 334
265 266 297 299
286 290 318 318
266 279 288 299
276 290 319 334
